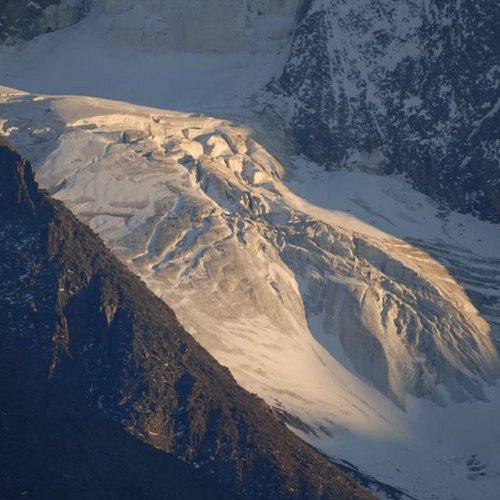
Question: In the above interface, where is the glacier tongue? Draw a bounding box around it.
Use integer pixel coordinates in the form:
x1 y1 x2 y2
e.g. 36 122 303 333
2 87 500 500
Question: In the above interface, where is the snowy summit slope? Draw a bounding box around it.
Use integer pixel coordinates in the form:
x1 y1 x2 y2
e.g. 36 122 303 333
2 87 500 500
0 0 302 115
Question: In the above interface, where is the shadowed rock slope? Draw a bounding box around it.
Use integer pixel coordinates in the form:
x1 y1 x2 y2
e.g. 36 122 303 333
0 0 92 44
0 355 236 500
0 137 372 499
275 0 500 222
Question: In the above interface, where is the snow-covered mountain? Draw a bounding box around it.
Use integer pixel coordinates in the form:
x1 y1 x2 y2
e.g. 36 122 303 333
1 1 499 498
2 0 497 221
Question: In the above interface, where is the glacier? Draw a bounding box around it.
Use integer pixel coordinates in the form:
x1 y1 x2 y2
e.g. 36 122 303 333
1 86 500 500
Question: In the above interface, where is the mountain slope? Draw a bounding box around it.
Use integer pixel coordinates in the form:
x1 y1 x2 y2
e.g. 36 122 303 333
0 2 499 497
273 0 500 221
0 0 305 49
0 354 235 500
0 136 372 500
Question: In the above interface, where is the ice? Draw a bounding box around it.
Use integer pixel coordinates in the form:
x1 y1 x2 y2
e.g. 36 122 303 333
1 89 500 499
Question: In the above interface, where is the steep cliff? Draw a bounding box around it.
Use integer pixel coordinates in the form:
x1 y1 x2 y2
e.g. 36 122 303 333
275 0 500 221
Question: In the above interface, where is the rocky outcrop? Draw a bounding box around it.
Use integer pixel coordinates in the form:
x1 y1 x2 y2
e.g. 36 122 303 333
0 352 235 500
0 0 93 44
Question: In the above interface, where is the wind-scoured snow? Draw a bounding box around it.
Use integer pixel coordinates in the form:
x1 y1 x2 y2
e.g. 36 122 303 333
1 87 500 500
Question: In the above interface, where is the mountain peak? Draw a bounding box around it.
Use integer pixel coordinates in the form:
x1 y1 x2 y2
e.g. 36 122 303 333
0 136 40 212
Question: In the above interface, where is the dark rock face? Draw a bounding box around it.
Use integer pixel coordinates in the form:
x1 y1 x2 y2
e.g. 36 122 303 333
0 137 373 500
0 358 235 500
0 0 92 43
275 0 500 222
